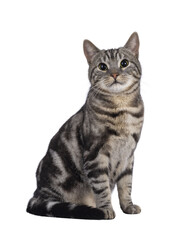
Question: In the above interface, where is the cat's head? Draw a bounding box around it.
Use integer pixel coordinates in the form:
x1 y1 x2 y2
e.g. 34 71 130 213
83 32 141 94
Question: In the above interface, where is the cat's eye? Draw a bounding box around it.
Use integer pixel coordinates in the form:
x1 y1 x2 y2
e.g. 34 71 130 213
98 63 108 71
120 59 129 68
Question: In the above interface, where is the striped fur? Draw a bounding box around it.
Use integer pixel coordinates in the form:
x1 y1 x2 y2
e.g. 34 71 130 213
27 32 144 219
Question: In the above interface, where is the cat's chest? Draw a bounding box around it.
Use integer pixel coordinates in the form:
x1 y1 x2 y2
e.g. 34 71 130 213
105 111 142 135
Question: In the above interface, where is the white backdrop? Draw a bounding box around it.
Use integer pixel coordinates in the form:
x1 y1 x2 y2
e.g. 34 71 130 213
1 0 180 239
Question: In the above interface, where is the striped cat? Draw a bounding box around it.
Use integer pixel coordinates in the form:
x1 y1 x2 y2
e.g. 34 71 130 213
27 32 144 220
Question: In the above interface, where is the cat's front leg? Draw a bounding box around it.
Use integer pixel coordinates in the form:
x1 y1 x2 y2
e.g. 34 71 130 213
117 155 141 214
84 150 115 219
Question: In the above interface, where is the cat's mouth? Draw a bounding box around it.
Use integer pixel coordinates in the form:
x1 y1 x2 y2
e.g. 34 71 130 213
103 77 132 94
109 80 125 87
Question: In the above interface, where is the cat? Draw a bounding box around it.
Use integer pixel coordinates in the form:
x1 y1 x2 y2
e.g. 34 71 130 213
26 32 144 220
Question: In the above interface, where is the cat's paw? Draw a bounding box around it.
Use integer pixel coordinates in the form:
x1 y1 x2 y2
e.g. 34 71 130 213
100 208 116 219
123 204 141 214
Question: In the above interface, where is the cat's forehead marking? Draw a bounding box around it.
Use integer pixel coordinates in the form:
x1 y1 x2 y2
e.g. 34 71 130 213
104 49 121 60
101 49 124 64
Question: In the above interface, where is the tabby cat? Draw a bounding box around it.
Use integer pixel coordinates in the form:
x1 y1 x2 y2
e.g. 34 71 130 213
27 32 144 220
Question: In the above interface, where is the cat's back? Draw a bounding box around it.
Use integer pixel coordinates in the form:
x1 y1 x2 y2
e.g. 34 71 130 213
49 106 85 150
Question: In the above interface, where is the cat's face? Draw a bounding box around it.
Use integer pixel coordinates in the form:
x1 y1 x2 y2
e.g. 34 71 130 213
84 32 141 94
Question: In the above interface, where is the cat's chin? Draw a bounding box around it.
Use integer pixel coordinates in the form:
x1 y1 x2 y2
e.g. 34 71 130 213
103 83 129 94
100 78 133 94
109 83 123 93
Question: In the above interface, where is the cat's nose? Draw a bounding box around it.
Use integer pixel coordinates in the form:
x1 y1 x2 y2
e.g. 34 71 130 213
111 73 118 80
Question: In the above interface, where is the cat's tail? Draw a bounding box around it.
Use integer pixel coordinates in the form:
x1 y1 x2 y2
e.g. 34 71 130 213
26 197 106 220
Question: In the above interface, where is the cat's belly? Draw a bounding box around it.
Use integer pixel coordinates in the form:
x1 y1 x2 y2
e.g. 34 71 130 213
107 134 136 186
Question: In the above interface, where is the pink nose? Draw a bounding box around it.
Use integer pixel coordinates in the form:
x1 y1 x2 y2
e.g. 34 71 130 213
112 73 118 80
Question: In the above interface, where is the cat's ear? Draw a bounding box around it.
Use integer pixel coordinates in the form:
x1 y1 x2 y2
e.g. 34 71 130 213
83 40 100 64
124 32 140 58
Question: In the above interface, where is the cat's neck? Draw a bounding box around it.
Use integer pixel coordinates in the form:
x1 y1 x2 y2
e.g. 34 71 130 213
87 87 141 110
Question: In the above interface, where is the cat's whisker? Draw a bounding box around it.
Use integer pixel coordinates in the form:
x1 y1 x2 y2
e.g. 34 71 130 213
89 80 105 99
